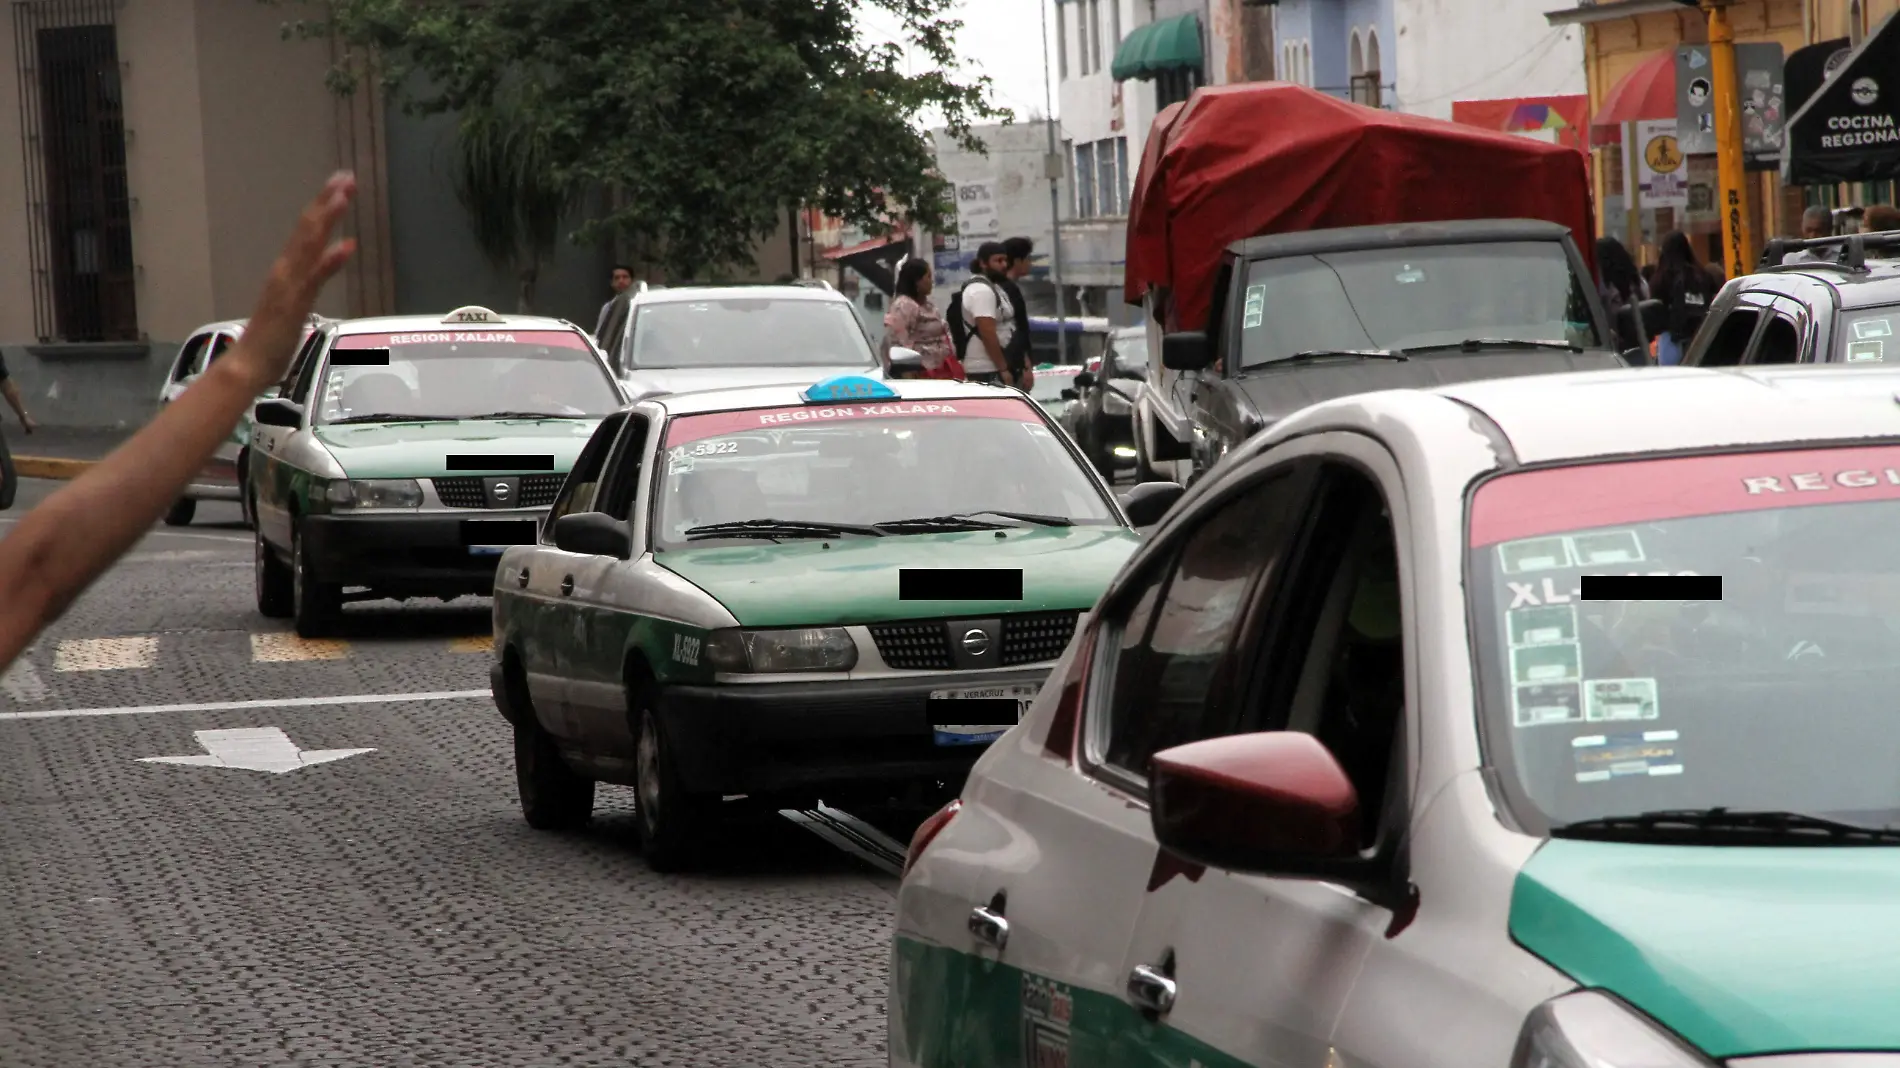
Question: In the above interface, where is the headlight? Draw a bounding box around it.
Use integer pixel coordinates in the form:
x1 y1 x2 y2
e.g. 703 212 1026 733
325 478 423 510
1102 389 1133 415
702 627 858 673
1512 991 1712 1068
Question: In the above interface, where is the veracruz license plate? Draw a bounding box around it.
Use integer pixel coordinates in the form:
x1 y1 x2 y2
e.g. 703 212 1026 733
928 684 1040 746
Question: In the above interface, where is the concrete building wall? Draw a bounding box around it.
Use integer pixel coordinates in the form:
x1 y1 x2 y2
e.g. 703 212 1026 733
1396 0 1584 119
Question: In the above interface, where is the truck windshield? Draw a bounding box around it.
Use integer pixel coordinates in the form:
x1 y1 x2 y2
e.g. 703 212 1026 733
1239 241 1601 368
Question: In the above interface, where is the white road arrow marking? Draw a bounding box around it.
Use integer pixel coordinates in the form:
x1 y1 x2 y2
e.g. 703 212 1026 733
138 727 375 774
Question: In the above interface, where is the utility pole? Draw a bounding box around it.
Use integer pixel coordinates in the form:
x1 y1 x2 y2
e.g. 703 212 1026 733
1040 0 1070 364
1701 0 1754 277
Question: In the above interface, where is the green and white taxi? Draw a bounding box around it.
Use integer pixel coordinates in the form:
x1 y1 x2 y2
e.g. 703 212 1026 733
249 307 626 636
489 374 1184 871
893 364 1900 1068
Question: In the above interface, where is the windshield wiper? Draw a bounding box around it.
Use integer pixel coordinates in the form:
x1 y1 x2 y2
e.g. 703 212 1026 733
1551 808 1900 846
876 510 1075 533
1400 338 1582 355
682 518 885 542
1283 349 1410 363
462 410 585 420
326 413 454 425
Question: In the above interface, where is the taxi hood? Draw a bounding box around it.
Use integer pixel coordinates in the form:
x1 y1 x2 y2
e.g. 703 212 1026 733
314 419 598 479
653 526 1140 627
621 363 878 402
1510 838 1900 1057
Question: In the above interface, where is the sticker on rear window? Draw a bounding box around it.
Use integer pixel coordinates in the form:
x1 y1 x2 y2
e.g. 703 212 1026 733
1510 605 1578 647
1511 641 1582 685
1499 536 1576 574
1570 530 1646 566
1242 284 1266 329
1848 339 1885 363
1854 318 1893 339
1573 729 1682 782
1513 681 1583 727
1584 677 1660 722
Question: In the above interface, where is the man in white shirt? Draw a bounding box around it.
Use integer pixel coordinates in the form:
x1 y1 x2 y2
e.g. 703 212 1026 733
1781 207 1835 265
959 242 1016 386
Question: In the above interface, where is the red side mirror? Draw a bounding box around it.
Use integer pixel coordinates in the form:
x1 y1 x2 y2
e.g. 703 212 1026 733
1150 732 1361 874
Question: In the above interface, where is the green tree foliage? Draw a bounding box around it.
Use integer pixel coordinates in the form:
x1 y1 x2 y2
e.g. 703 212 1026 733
278 0 1009 278
451 99 583 312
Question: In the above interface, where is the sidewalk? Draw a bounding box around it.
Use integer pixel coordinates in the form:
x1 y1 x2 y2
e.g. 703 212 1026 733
8 426 135 479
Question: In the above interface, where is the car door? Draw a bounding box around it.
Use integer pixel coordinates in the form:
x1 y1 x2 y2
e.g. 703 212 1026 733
505 410 630 744
1114 441 1416 1068
1683 293 1767 368
251 329 330 548
564 412 654 761
934 460 1320 1065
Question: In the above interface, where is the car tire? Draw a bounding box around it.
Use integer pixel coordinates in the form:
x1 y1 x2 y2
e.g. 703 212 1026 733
633 688 717 873
255 525 293 619
163 497 197 527
291 524 342 638
514 720 595 831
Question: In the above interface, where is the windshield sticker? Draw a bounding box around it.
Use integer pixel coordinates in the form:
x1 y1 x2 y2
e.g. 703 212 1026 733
1847 339 1885 363
1499 537 1576 574
1572 729 1682 783
334 330 591 350
1570 530 1645 566
1022 421 1056 438
667 454 694 476
1584 677 1660 722
1854 318 1893 339
1470 444 1900 548
1511 642 1581 685
664 396 1035 446
1242 284 1266 329
1022 975 1073 1066
1513 681 1584 727
1509 604 1578 646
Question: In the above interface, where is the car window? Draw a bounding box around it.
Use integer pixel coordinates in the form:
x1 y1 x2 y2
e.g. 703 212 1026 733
316 331 620 424
595 415 651 522
1087 464 1316 784
1749 312 1802 365
1694 308 1761 367
1836 304 1900 364
625 298 878 370
285 329 329 401
543 411 631 541
203 333 236 372
652 397 1119 547
172 334 212 383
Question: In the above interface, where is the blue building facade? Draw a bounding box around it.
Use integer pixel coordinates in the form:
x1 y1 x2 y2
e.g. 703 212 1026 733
1273 0 1395 108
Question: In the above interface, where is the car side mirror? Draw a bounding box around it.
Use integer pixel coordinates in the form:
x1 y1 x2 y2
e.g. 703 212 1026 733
1150 732 1361 875
1074 370 1097 389
552 511 632 560
253 399 302 428
1161 331 1213 372
888 346 924 375
1118 480 1185 526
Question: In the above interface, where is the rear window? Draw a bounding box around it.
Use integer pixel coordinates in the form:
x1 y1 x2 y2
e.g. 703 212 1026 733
319 330 618 424
1837 305 1900 364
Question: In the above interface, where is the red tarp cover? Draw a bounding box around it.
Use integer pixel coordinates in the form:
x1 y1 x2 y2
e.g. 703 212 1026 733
1124 83 1597 332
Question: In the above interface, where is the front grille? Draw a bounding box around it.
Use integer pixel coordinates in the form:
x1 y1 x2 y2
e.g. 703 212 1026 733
432 474 565 509
867 610 1082 670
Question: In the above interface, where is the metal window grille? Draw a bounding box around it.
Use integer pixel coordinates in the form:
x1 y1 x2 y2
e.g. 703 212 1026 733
12 0 137 343
1350 72 1384 109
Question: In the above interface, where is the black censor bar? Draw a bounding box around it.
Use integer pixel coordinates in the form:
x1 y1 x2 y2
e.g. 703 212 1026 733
331 348 391 366
459 519 537 546
1581 575 1722 600
899 568 1024 600
446 454 555 471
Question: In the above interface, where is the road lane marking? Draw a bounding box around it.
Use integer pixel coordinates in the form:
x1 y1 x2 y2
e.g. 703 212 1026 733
0 656 50 702
139 726 375 773
0 689 489 722
54 637 158 672
250 633 350 662
448 635 493 654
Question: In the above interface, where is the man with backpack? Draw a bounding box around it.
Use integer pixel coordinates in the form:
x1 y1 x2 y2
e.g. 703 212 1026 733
946 242 1017 386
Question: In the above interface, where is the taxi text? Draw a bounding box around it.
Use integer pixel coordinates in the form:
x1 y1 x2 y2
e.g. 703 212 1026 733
1742 469 1900 494
756 403 958 425
385 332 520 345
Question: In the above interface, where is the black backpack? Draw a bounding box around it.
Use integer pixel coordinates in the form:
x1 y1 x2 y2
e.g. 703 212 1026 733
1665 270 1715 344
945 277 997 363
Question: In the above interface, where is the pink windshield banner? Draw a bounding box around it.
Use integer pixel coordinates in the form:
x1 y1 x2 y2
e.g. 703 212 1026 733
664 397 1039 446
334 330 592 350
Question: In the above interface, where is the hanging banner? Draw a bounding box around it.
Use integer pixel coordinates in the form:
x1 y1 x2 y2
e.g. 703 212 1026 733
1638 119 1690 209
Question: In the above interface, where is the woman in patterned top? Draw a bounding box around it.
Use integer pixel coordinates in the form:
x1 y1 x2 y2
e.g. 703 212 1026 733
882 258 961 380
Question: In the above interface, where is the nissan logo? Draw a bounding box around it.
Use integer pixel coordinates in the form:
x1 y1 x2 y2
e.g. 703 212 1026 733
494 482 511 500
961 628 992 656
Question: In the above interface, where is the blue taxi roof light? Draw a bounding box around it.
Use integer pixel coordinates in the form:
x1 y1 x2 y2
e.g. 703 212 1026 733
801 375 899 404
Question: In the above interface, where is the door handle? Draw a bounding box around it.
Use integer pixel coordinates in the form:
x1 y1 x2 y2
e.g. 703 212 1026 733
560 575 575 596
518 568 530 588
968 905 1009 950
1126 963 1177 1015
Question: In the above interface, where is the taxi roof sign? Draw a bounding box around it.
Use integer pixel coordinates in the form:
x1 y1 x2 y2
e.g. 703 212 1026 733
442 305 505 325
801 375 899 404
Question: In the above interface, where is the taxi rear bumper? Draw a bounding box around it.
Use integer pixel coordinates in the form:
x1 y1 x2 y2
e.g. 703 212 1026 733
301 510 545 597
654 668 1053 800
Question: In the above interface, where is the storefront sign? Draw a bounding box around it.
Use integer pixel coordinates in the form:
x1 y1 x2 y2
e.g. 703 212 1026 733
1637 120 1689 209
1783 17 1900 184
1676 43 1786 170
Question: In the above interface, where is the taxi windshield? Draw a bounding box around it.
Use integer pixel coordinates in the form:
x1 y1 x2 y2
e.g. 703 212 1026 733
653 397 1117 545
1469 445 1900 835
1241 241 1602 367
625 299 878 370
318 332 620 425
1836 305 1900 363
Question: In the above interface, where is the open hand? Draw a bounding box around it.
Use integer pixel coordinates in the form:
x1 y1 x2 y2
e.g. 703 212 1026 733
229 172 358 392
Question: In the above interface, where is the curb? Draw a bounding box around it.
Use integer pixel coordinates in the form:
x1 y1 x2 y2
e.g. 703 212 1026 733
14 456 95 480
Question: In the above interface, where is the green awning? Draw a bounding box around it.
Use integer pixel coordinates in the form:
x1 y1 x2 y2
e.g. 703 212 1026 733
1110 13 1204 82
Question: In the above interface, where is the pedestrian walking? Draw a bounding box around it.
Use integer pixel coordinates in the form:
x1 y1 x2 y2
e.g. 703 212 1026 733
1000 236 1036 392
593 264 636 370
946 241 1017 387
1595 236 1649 352
1863 204 1900 233
1652 231 1719 367
882 259 961 380
0 172 356 673
594 264 634 338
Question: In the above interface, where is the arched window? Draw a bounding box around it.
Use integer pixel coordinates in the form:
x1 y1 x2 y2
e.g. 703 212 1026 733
1349 29 1364 80
1361 29 1383 106
1302 41 1311 86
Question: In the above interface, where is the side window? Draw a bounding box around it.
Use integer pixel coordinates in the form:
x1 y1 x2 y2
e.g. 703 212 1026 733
289 333 330 405
1694 308 1761 367
544 411 631 540
283 330 327 400
172 334 211 383
1091 463 1317 782
1245 464 1404 849
595 415 651 522
203 333 236 372
1748 312 1802 365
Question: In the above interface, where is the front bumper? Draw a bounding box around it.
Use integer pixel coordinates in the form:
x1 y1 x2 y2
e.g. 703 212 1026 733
301 509 545 597
655 667 1053 799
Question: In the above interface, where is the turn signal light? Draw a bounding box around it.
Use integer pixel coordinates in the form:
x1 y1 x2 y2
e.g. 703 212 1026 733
902 798 962 879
